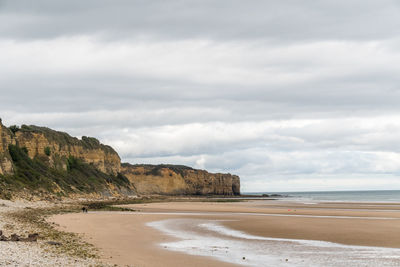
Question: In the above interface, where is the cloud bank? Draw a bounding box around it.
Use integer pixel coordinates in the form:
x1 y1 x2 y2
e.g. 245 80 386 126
1 0 400 191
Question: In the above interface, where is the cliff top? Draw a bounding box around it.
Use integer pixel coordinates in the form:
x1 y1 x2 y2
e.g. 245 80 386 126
122 163 236 177
10 124 117 155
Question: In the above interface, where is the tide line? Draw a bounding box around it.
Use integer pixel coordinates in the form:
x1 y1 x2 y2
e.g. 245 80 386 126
91 210 400 220
148 218 400 267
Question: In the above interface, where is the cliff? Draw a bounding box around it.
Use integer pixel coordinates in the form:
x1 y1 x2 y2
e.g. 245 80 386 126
121 163 240 196
0 119 241 198
13 125 120 175
0 120 14 175
0 120 133 198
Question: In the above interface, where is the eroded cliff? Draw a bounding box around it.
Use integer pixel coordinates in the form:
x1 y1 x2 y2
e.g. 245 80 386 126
0 120 132 198
121 163 240 196
0 120 14 175
0 119 241 198
13 125 120 175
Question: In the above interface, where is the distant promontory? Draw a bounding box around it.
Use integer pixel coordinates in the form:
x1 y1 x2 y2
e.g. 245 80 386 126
0 119 240 199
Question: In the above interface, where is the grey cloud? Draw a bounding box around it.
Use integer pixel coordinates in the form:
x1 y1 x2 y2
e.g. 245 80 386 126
1 0 400 41
2 0 400 191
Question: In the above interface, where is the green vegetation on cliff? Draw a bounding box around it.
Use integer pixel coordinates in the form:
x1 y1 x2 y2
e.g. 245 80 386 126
0 119 240 199
15 125 116 153
0 145 132 199
122 163 194 177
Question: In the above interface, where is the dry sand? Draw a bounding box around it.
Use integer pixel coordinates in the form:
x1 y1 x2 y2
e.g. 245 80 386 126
50 200 400 266
0 199 101 267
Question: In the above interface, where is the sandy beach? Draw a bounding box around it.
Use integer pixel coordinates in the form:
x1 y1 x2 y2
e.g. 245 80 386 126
49 200 400 266
0 199 102 267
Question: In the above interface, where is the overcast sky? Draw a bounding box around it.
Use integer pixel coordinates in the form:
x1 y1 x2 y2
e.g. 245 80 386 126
1 0 400 192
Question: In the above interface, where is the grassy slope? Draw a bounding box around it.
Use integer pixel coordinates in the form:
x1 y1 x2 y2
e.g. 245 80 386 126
122 163 195 177
0 145 132 199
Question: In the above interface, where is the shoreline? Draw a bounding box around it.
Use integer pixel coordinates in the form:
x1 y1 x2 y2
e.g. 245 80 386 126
50 212 239 267
50 200 400 266
0 199 103 266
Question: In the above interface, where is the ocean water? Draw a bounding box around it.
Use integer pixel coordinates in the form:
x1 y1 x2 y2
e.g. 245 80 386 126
246 190 400 202
148 218 400 267
146 190 400 266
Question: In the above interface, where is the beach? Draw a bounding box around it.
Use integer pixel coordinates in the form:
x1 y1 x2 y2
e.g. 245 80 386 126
50 199 400 266
0 199 101 266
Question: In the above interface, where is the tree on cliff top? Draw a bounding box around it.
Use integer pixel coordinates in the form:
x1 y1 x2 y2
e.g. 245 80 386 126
9 125 20 134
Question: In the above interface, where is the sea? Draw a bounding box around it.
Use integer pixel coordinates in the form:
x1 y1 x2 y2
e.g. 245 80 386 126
149 217 400 267
148 190 400 266
245 190 400 202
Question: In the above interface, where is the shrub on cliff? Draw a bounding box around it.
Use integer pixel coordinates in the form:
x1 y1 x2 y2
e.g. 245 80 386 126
21 147 29 154
81 136 100 149
66 156 81 170
1 145 132 197
44 147 51 156
9 125 20 134
7 144 55 191
21 125 33 131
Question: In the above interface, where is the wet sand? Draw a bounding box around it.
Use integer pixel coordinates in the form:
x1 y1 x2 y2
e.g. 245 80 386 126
50 212 238 267
50 200 400 266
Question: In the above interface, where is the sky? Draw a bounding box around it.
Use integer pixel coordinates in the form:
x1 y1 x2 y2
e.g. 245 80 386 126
1 0 400 192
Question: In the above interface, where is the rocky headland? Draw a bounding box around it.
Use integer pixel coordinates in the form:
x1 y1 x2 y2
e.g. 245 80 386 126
122 163 240 196
0 119 240 199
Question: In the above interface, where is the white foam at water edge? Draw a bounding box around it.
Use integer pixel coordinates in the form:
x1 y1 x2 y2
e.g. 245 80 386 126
147 219 400 267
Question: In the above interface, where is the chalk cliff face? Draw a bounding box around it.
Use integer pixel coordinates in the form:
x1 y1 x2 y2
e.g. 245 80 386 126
0 120 14 175
121 164 240 196
14 125 120 175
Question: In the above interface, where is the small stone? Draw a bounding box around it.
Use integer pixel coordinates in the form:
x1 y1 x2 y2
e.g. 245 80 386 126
46 241 62 246
243 257 246 260
10 234 20 241
25 233 39 242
